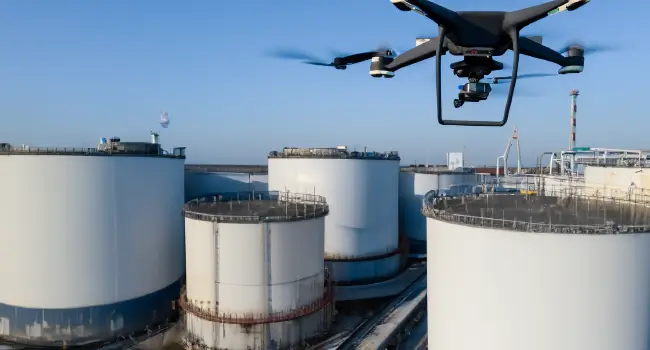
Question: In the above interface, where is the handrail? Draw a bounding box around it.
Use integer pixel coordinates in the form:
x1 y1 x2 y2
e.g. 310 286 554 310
182 190 329 222
0 146 184 158
268 148 400 160
422 186 650 234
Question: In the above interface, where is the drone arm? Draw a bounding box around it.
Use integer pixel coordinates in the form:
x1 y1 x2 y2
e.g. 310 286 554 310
384 38 440 72
503 0 569 30
394 0 462 29
518 37 567 67
339 51 381 65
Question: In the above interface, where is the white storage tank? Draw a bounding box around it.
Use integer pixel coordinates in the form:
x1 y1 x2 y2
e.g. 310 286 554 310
423 191 650 350
267 147 401 286
399 166 479 256
584 165 650 197
181 190 333 350
0 140 186 347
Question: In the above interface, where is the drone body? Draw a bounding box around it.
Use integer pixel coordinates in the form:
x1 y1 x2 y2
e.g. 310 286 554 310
271 0 597 126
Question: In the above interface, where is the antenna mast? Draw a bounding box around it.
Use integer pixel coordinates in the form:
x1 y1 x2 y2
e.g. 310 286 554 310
569 90 579 150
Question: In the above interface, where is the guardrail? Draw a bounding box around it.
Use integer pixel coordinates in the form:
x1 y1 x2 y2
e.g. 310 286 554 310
422 186 650 234
182 190 329 222
268 148 400 160
576 158 650 168
0 146 184 158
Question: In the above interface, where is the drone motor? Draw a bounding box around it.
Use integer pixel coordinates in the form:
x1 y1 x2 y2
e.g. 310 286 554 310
390 0 412 11
369 55 396 78
558 45 585 74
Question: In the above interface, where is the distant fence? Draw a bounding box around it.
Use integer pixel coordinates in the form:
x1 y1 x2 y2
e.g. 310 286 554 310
182 190 329 222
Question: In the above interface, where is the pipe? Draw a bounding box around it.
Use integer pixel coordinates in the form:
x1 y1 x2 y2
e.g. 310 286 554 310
537 152 555 175
569 89 579 150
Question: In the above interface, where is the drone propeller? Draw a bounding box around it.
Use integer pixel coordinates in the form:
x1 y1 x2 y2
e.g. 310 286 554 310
485 73 556 84
266 47 398 69
557 42 615 55
265 49 337 67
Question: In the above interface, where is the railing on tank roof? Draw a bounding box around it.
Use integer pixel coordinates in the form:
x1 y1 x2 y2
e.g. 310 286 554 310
489 176 650 199
182 190 329 222
0 146 184 158
422 185 650 234
268 147 400 160
573 155 650 168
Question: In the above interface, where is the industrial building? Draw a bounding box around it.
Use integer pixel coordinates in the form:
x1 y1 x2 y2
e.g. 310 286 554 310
180 191 334 350
0 135 186 347
399 153 479 256
422 191 650 350
184 165 268 201
267 147 402 287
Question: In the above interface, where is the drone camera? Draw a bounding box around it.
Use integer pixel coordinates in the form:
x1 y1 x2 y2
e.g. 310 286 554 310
390 0 412 11
369 56 395 78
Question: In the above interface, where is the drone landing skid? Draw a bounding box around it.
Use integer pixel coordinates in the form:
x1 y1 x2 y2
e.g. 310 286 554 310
436 27 520 127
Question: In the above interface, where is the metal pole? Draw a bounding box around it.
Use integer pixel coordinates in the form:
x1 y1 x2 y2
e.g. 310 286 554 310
569 89 579 150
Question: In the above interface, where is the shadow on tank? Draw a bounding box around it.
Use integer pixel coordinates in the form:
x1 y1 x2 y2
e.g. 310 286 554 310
184 172 268 201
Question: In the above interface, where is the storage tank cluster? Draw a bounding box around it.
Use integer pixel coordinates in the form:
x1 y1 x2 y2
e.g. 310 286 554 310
180 191 334 349
267 146 402 286
422 191 650 350
0 135 186 347
399 165 479 256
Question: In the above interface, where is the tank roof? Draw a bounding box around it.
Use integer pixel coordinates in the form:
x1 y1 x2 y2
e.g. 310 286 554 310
183 191 328 223
422 192 650 234
268 147 400 161
0 143 185 159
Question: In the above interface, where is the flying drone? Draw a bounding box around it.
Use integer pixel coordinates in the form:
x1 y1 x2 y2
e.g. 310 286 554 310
271 0 606 127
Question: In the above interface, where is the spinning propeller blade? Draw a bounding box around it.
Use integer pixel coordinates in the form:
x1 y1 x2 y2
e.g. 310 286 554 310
557 41 615 55
265 48 334 66
266 45 400 68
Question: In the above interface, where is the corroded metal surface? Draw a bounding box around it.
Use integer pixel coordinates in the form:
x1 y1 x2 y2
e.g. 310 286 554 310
179 275 334 325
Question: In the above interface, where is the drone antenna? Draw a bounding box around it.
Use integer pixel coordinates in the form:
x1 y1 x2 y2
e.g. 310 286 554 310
569 90 579 151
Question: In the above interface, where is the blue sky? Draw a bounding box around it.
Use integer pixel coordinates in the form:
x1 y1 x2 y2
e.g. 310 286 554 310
0 0 644 165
